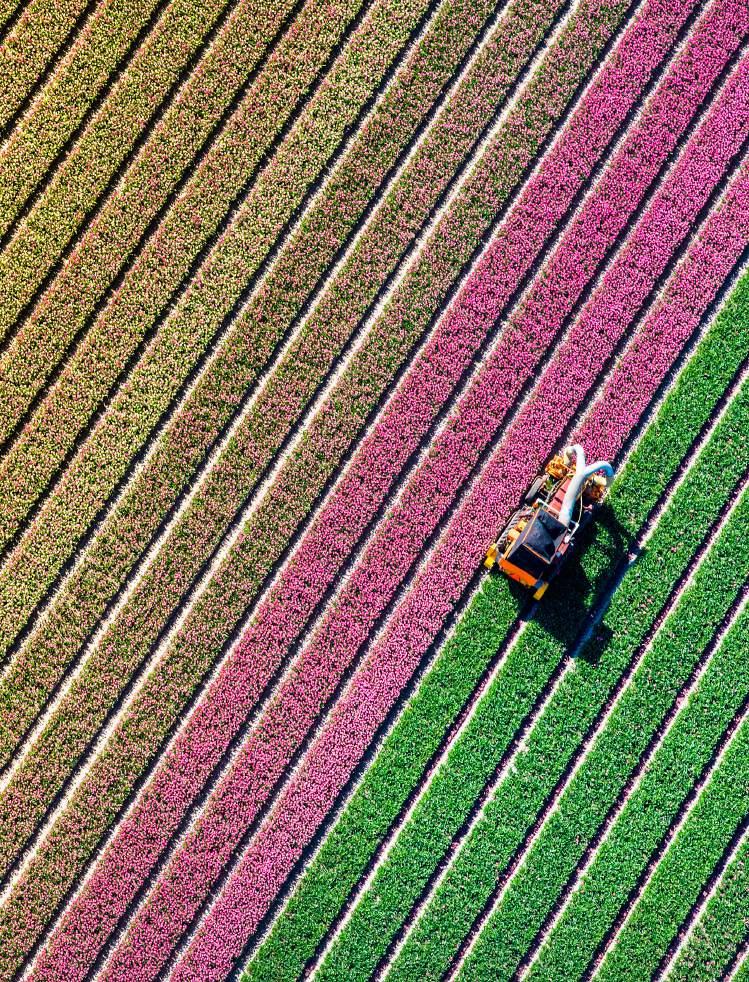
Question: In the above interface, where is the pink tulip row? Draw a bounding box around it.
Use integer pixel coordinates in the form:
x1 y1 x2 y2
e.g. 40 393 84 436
0 0 527 869
32 2 741 977
0 0 164 244
0 0 235 363
168 62 749 982
0 0 505 768
0 0 581 970
0 0 365 552
0 0 88 133
577 177 749 462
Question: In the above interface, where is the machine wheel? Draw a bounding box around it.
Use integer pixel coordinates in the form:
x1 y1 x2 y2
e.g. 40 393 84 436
524 476 546 504
484 543 499 569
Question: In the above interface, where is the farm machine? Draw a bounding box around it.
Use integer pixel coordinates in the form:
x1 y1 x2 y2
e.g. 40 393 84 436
484 445 614 599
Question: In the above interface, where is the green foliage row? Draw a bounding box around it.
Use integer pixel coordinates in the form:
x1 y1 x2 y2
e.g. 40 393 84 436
522 487 749 979
245 242 749 982
594 608 749 979
669 828 749 980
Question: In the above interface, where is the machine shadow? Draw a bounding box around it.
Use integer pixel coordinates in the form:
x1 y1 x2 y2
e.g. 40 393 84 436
510 503 641 664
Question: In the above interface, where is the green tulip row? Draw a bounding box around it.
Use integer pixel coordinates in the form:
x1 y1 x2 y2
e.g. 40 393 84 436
499 486 749 980
668 829 749 980
319 304 749 982
589 605 749 981
244 264 749 982
0 2 629 973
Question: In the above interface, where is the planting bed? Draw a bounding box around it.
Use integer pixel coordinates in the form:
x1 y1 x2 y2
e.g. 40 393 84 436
2 0 749 978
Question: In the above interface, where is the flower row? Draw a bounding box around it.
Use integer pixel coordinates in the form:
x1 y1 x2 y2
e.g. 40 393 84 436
0 0 362 550
596 623 749 981
171 53 749 981
526 504 749 982
200 316 749 982
0 0 165 248
27 0 643 975
0 0 550 968
0 0 88 132
0 0 426 670
0 0 434 859
0 0 503 765
0 0 235 408
245 250 749 982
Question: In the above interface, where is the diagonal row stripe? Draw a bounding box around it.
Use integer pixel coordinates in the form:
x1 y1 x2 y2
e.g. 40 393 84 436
0 0 95 135
384 368 749 982
0 0 292 408
60 1 703 972
243 252 749 982
0 0 170 245
160 36 749 982
464 486 749 980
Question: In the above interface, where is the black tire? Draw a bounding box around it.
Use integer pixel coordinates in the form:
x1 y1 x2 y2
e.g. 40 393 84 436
524 475 546 504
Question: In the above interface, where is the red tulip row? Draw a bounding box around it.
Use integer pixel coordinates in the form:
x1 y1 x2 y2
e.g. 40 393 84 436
168 60 749 982
0 0 506 759
0 0 164 244
0 1 629 974
0 0 368 550
0 0 90 132
44 1 729 975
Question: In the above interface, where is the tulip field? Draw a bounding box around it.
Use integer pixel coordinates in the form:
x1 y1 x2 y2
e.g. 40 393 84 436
3 0 749 978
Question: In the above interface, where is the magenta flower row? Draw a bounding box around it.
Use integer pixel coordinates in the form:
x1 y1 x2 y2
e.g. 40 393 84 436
169 64 749 982
2 0 591 968
31 3 746 978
